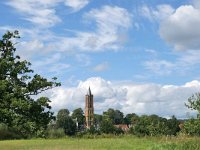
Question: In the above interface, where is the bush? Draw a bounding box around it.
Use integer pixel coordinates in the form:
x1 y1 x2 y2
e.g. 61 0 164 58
183 119 200 136
46 128 65 138
0 123 22 140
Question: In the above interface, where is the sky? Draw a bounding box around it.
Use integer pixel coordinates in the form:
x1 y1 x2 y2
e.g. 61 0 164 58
1 0 200 118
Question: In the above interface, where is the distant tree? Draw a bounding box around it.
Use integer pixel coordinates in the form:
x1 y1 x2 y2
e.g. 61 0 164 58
124 113 138 125
99 119 115 134
103 108 115 123
114 110 124 124
71 108 84 129
129 114 180 136
130 115 150 136
103 108 124 125
183 118 200 136
94 114 103 126
56 109 76 136
183 93 200 136
0 31 60 138
166 115 180 135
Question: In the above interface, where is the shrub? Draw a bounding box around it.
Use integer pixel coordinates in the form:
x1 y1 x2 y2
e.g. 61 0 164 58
0 123 22 140
46 128 65 138
183 119 200 136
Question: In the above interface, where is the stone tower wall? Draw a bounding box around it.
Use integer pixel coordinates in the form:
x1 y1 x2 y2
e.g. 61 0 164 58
85 92 94 129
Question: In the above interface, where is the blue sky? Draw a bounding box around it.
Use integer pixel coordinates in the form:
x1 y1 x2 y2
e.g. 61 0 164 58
1 0 200 118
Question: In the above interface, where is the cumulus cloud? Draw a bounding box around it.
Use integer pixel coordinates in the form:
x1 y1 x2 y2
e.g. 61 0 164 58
48 77 200 118
159 3 200 50
140 2 200 51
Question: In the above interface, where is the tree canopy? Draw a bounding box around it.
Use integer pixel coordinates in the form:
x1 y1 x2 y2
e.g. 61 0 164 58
56 109 76 136
0 31 60 137
71 108 84 129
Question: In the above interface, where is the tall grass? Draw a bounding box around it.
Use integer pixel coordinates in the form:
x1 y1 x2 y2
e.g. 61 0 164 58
0 135 200 150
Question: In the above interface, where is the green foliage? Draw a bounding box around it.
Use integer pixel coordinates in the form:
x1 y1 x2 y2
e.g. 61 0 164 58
0 31 60 138
87 125 98 134
99 119 115 134
129 115 180 136
124 113 138 125
56 109 76 136
0 123 22 140
103 108 124 125
183 118 200 136
183 93 200 136
166 115 180 135
46 128 65 139
94 114 103 126
71 108 84 129
186 93 200 118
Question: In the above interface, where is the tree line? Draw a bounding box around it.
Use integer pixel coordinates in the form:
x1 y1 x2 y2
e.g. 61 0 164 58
0 31 200 139
51 108 181 137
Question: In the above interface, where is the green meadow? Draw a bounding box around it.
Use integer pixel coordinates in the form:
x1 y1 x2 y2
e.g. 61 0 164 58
0 136 200 150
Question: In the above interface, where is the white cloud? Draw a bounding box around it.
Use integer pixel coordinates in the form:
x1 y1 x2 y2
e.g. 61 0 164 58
144 60 174 75
79 5 132 51
144 50 200 76
48 77 200 118
141 4 174 21
93 62 109 72
32 53 70 75
140 2 200 51
64 0 89 12
6 0 61 27
159 4 200 50
38 5 132 52
6 0 89 27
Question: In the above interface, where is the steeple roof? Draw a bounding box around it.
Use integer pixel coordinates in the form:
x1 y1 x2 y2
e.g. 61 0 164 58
88 86 92 96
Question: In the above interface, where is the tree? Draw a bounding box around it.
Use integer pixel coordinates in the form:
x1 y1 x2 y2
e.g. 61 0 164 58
185 93 200 118
124 113 138 125
71 108 84 129
99 119 115 134
103 108 124 125
56 109 76 136
94 114 103 127
183 118 200 136
0 31 60 137
166 115 180 135
183 93 200 136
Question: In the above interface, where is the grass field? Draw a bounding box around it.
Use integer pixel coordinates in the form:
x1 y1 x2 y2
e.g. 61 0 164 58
0 136 200 150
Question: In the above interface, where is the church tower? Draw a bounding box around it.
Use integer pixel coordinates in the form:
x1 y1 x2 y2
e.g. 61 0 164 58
85 87 94 129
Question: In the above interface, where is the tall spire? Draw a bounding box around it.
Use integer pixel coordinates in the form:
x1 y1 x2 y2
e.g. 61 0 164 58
88 86 92 96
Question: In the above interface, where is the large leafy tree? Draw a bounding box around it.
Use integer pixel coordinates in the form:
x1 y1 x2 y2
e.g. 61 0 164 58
0 31 60 137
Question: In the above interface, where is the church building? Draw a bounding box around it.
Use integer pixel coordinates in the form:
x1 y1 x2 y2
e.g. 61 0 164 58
85 87 94 129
